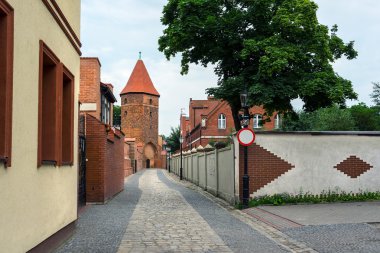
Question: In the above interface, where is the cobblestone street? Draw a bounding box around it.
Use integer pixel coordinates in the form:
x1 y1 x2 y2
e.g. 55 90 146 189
57 169 289 253
56 169 380 253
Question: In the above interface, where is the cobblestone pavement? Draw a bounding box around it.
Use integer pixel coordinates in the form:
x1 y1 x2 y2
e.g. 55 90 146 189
117 170 231 253
56 169 290 253
56 173 142 253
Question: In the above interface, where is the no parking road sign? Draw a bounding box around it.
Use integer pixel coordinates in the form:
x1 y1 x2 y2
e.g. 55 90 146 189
237 128 256 146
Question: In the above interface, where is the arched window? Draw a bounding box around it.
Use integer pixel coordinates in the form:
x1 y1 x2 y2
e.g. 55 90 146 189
124 98 127 104
274 114 280 129
253 114 262 129
218 114 226 129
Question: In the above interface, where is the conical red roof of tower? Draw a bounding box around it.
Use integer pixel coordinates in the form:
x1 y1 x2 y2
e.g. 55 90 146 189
120 60 160 96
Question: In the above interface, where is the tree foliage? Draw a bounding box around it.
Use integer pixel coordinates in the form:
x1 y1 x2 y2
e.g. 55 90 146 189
350 103 380 131
159 0 358 129
113 105 121 127
282 103 380 131
165 126 181 152
371 82 380 106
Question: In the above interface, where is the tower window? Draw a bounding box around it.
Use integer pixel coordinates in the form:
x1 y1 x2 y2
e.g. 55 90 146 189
124 98 127 104
150 112 152 129
149 98 152 105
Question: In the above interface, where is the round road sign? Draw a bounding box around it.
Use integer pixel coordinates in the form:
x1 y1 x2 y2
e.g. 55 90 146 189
237 128 256 146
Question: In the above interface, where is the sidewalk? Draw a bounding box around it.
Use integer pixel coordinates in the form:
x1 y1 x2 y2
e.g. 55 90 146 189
244 202 380 253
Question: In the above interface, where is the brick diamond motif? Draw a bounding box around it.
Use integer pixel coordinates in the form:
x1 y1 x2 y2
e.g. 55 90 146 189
334 156 373 178
240 144 295 193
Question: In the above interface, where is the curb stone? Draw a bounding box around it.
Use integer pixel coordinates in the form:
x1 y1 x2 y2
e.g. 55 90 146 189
163 170 318 253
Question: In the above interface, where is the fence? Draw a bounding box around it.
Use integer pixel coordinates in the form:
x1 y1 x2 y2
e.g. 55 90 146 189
170 131 380 204
170 146 238 204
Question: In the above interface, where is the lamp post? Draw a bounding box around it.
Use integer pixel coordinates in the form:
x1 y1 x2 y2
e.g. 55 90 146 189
179 136 183 180
240 90 251 208
168 151 171 173
166 147 171 172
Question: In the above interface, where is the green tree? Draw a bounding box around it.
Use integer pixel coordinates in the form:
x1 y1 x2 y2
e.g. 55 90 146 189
282 105 356 131
312 105 356 131
371 82 380 106
159 0 358 130
165 126 181 152
350 103 380 131
113 105 121 127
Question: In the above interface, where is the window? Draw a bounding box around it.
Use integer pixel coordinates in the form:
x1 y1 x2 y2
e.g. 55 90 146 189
253 114 262 129
0 0 13 167
101 94 111 125
201 118 206 127
124 98 127 104
38 41 74 167
149 98 153 105
274 114 281 129
218 114 226 129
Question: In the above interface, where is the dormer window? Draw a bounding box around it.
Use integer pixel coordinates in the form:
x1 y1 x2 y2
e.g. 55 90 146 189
218 114 226 129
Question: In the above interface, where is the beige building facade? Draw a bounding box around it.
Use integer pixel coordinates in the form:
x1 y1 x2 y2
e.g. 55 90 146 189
0 0 81 252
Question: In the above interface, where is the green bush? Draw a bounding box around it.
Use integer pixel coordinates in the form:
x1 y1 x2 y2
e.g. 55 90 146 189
243 190 380 208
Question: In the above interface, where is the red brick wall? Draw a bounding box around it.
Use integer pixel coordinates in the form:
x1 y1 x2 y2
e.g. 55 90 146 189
85 114 124 203
85 115 106 202
80 58 101 120
185 100 278 149
239 143 294 200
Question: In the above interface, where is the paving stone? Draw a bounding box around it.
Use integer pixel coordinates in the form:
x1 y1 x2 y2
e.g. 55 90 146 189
117 170 232 253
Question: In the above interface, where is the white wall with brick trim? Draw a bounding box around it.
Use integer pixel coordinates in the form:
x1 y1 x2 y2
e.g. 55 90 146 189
253 132 380 197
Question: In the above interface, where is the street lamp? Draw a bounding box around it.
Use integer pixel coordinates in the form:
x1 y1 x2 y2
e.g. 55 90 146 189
166 147 171 172
240 89 251 208
179 136 183 180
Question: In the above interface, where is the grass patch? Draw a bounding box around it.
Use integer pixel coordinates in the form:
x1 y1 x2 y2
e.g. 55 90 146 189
236 190 380 209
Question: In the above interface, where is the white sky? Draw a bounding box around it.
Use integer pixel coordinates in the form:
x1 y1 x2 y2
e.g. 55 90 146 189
81 0 380 136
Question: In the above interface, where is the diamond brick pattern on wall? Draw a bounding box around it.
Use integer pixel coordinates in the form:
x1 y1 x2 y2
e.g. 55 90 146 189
334 156 373 178
239 144 295 195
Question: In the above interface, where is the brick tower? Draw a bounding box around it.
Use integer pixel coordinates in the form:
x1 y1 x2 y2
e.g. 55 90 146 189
120 56 160 169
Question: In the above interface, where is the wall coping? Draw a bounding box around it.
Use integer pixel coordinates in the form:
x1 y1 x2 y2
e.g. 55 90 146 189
251 131 380 136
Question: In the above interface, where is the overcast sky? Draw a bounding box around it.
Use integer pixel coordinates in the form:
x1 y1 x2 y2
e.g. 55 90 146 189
81 0 380 136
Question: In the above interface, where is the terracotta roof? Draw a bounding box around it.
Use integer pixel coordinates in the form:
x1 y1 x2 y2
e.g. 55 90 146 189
120 60 160 96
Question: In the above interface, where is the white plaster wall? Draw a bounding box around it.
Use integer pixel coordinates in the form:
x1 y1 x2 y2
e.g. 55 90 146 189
253 133 380 197
0 1 80 252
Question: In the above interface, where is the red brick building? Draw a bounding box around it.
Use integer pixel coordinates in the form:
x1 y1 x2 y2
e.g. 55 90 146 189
79 57 125 203
181 96 281 150
120 58 163 169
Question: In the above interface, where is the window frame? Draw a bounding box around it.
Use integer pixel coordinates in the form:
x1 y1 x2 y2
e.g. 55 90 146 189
61 66 74 165
38 41 75 167
274 114 280 129
218 114 226 129
253 114 263 129
0 0 14 168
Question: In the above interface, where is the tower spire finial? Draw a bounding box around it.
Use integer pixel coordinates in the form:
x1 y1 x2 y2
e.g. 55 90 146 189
139 51 142 60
